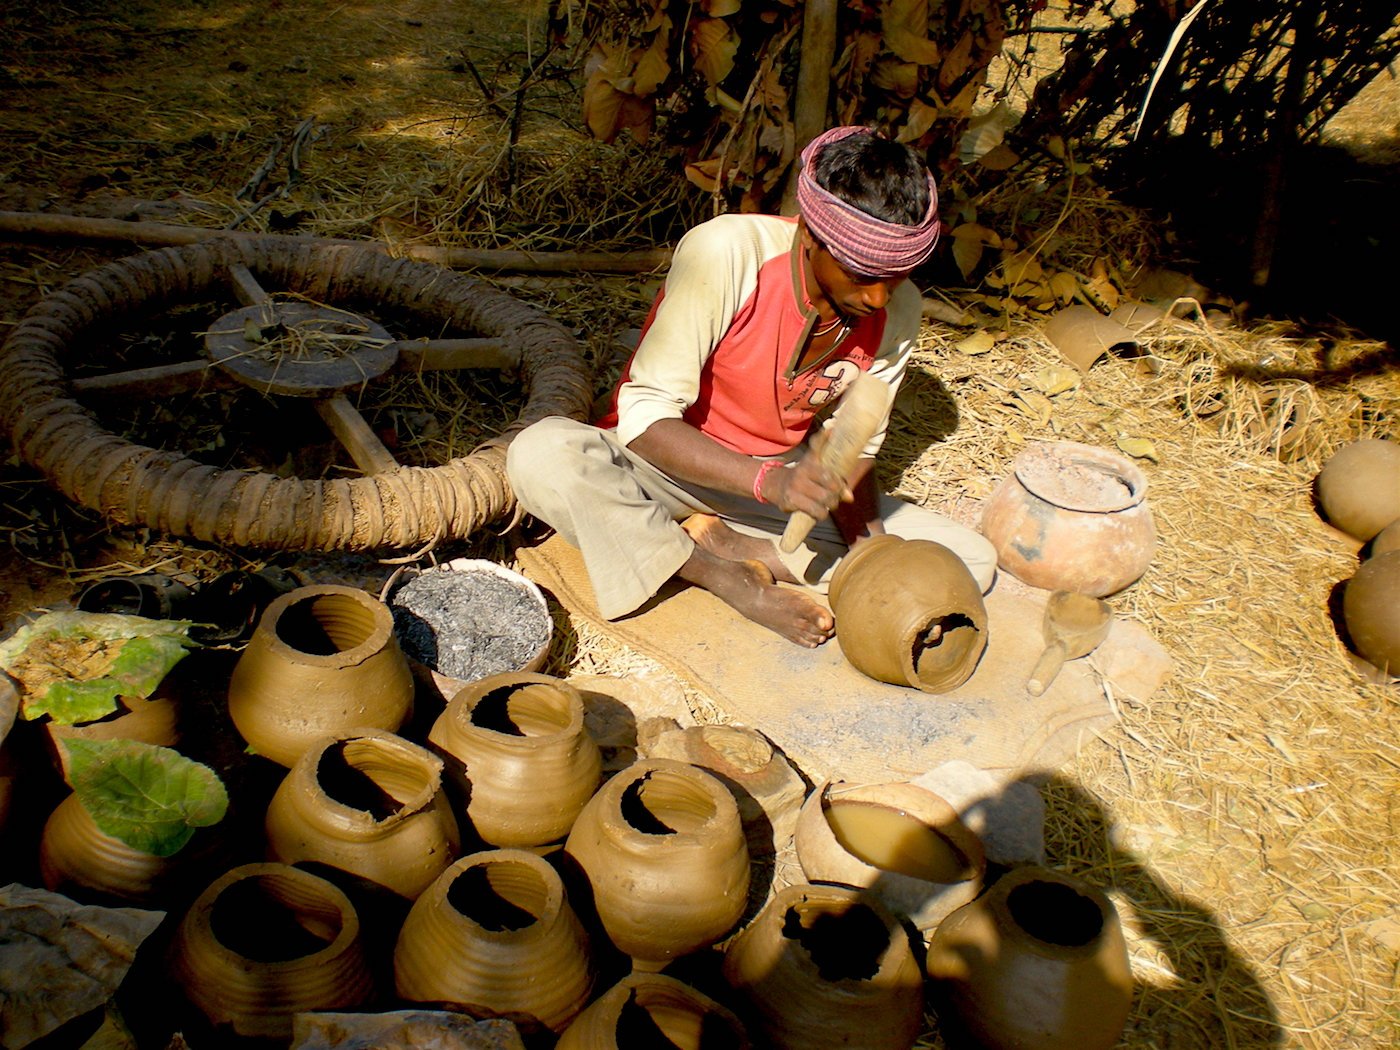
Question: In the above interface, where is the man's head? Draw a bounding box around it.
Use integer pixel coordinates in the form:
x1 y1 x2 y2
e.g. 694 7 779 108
796 127 941 282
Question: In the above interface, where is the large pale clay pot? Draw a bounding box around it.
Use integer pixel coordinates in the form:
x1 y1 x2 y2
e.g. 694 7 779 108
168 862 374 1040
828 535 989 693
925 865 1132 1050
39 792 176 903
981 440 1156 597
394 849 595 1034
428 672 602 848
794 780 985 932
721 882 925 1050
1316 438 1400 541
556 973 750 1049
264 728 460 900
563 758 750 970
227 584 414 768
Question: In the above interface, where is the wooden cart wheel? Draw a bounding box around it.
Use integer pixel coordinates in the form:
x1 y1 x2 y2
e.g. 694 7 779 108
0 237 593 551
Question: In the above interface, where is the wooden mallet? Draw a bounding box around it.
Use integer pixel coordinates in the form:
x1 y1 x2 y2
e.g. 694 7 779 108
779 372 892 554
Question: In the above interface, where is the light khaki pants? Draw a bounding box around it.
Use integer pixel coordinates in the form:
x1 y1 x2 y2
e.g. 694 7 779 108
507 417 996 619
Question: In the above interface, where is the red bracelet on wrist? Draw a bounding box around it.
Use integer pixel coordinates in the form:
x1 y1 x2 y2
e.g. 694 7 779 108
753 459 784 504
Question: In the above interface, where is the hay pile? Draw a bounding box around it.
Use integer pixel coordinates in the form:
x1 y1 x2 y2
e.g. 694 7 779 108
1 3 1396 1047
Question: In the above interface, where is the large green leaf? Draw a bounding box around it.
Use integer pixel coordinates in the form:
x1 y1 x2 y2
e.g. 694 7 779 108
0 612 195 725
63 739 228 857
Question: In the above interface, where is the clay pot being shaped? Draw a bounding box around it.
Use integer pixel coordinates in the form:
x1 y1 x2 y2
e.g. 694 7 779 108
40 792 177 903
981 440 1156 597
1316 438 1400 541
168 862 374 1040
925 865 1132 1050
428 672 602 848
794 780 985 932
264 728 460 900
394 849 594 1034
556 973 750 1050
1342 550 1400 676
721 882 924 1050
563 758 750 970
227 585 414 768
828 535 989 693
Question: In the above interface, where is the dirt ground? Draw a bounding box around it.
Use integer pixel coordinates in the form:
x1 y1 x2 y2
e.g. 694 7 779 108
1 3 1398 1049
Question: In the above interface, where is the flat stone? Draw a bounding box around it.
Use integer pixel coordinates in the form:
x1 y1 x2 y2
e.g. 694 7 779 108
911 759 1046 866
567 672 693 774
291 1011 525 1050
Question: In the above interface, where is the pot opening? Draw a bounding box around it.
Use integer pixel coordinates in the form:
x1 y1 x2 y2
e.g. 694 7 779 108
209 873 342 962
1007 880 1103 947
277 593 377 655
781 900 886 981
823 799 975 884
447 860 545 931
621 770 717 836
471 683 571 737
1015 446 1146 513
317 740 407 820
617 986 730 1048
910 614 980 687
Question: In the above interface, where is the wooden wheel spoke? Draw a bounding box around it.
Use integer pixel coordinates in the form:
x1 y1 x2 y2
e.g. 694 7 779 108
314 394 399 475
227 263 273 306
71 359 238 398
393 337 520 371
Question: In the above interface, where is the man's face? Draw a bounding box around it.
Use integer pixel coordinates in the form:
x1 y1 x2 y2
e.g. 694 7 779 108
807 240 910 321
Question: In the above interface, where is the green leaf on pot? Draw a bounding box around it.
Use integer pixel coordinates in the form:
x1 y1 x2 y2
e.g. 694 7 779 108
63 738 228 857
0 612 195 725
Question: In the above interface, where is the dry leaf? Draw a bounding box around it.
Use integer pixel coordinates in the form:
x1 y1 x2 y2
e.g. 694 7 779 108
978 144 1020 170
683 157 722 193
869 56 920 98
700 0 742 15
955 330 998 355
690 17 738 86
1028 366 1080 396
952 235 984 279
883 0 942 65
1010 389 1053 427
1049 271 1079 303
1116 436 1159 462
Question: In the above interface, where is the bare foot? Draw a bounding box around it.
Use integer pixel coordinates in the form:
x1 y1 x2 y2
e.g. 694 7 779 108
677 546 834 648
681 514 797 583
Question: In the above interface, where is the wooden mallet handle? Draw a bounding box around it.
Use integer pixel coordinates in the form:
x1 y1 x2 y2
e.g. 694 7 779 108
779 372 891 554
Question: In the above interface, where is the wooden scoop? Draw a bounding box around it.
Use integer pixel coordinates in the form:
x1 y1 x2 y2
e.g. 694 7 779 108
1026 590 1113 696
779 372 891 554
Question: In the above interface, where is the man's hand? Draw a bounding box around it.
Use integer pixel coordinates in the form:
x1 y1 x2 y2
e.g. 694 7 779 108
762 446 852 521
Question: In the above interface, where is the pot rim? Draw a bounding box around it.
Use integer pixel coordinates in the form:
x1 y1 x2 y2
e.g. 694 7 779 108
447 672 588 746
287 727 444 832
420 848 565 941
590 758 741 848
257 584 397 670
747 882 911 985
1011 441 1148 514
984 865 1118 960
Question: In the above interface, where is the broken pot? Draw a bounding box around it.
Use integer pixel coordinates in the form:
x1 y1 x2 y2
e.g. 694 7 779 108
721 882 925 1050
555 972 750 1049
981 440 1156 597
925 865 1132 1050
168 862 374 1041
227 585 415 768
828 535 989 693
394 848 595 1034
563 758 749 970
429 671 602 848
264 728 461 900
794 779 985 932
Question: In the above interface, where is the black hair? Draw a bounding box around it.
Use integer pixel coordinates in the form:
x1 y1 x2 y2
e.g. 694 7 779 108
812 133 931 226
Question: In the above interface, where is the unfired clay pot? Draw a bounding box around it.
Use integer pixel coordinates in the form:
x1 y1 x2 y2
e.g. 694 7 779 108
1372 518 1400 558
1316 438 1400 541
563 758 750 970
828 535 989 693
394 849 595 1034
168 862 374 1040
46 691 179 783
40 792 176 903
925 865 1132 1050
264 728 460 900
981 441 1156 597
556 973 750 1049
721 882 925 1050
794 780 985 932
227 585 414 768
1342 550 1400 675
428 672 602 848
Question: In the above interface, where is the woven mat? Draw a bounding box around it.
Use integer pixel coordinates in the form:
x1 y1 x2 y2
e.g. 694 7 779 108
516 534 1172 784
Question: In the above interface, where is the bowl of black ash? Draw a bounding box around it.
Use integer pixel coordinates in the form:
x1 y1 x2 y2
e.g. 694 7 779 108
383 559 552 704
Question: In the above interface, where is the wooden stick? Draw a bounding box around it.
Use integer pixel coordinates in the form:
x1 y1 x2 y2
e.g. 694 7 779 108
0 210 673 275
780 0 839 215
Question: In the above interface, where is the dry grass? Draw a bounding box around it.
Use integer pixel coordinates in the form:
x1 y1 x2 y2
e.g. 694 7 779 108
1 4 1397 1049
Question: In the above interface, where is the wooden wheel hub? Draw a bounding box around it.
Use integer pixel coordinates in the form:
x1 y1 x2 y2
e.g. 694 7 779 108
206 302 396 396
